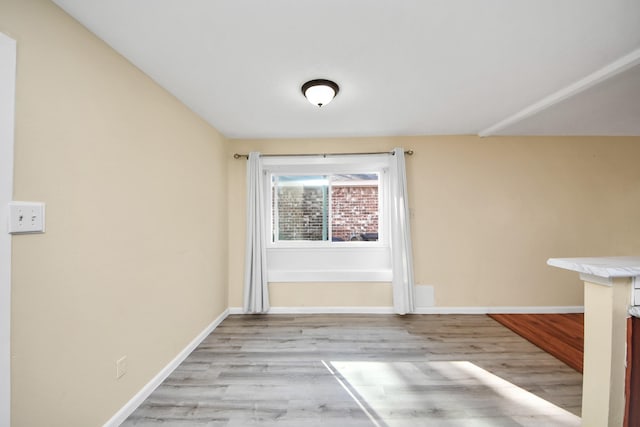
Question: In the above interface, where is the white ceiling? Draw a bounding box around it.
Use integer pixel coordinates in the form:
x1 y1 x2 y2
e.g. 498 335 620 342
52 0 640 139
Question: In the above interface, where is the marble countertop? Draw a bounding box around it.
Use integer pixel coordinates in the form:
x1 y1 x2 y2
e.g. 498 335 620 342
547 256 640 278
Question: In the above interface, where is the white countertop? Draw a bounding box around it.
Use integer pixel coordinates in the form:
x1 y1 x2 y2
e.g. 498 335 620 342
547 256 640 278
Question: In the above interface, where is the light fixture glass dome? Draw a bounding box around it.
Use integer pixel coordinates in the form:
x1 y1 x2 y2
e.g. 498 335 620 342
301 79 339 107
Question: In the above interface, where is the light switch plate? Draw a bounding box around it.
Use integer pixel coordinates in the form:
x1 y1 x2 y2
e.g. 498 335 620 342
8 201 45 234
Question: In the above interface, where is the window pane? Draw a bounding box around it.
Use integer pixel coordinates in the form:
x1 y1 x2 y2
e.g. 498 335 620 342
330 173 379 242
273 175 328 241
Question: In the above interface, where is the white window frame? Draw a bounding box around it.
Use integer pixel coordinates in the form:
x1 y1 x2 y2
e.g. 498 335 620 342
261 154 393 282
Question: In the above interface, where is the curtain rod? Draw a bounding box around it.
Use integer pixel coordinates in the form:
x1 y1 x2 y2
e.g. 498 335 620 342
233 149 413 159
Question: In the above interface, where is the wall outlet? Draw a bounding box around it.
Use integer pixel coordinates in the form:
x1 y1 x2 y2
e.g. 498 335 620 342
8 201 45 234
116 356 127 379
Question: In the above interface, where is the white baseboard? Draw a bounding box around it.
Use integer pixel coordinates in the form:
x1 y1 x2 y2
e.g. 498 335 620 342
229 306 584 315
103 308 230 427
414 306 585 314
228 306 395 314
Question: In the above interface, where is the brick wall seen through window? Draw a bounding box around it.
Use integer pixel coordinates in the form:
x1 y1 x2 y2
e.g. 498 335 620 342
272 174 379 242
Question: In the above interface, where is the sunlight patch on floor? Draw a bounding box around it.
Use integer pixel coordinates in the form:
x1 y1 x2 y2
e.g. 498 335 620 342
324 360 581 427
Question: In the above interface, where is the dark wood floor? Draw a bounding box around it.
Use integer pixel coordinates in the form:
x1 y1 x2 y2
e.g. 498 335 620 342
488 313 584 373
123 314 582 427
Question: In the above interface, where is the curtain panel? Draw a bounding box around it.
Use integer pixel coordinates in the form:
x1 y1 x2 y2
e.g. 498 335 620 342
390 147 416 314
243 152 270 313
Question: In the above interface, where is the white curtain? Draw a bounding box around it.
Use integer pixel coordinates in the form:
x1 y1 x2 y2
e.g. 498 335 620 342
243 152 270 313
390 147 415 314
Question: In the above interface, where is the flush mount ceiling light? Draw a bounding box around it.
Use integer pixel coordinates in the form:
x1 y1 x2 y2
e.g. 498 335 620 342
301 79 340 107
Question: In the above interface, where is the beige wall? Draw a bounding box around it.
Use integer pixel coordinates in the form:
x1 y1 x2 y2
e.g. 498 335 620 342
1 1 229 426
228 136 640 308
269 282 393 307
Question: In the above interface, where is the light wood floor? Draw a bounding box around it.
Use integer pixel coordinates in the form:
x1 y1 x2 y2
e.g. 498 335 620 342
123 314 582 427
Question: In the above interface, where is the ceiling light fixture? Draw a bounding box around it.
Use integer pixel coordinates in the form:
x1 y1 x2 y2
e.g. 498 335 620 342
301 79 339 107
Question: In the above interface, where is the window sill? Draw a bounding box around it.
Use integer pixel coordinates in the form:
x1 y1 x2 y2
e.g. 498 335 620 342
268 269 392 282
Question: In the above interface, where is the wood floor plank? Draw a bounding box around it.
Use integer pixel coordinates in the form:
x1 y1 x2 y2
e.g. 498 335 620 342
488 313 584 373
123 314 582 426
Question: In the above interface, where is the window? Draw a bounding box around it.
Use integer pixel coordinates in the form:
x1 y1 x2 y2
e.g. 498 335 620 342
262 155 392 282
271 173 380 243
